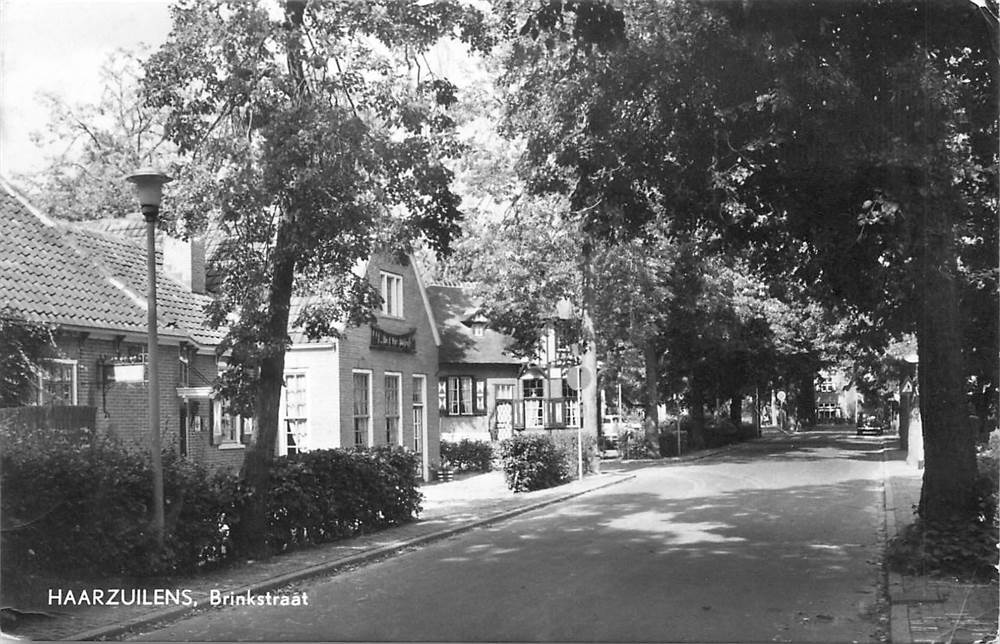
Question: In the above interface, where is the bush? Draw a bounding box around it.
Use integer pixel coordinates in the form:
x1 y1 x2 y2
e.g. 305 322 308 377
548 430 598 476
619 429 661 459
704 419 740 448
261 446 422 553
658 430 688 457
440 439 494 472
499 434 569 492
1 426 236 577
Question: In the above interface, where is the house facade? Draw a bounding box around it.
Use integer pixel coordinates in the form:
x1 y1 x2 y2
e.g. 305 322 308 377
0 178 246 470
427 283 582 442
281 254 441 480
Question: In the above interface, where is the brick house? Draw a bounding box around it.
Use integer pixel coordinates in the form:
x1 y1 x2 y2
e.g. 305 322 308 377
0 178 246 470
281 254 441 480
427 283 582 442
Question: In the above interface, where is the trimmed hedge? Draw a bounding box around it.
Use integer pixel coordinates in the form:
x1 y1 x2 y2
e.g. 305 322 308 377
2 426 422 577
499 433 568 492
264 446 422 552
1 426 236 577
440 439 494 472
548 430 598 476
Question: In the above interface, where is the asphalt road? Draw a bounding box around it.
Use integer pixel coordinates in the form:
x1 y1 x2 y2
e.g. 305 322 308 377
133 429 889 642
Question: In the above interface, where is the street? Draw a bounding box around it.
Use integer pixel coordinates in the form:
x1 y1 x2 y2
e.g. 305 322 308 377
133 430 888 642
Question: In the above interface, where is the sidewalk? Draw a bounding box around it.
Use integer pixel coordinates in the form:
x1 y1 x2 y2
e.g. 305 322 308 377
2 469 634 642
883 444 999 643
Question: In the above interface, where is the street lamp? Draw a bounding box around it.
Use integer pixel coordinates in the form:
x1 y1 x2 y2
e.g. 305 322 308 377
126 167 172 546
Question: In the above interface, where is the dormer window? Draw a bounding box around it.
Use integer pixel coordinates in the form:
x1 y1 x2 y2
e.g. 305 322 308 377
472 323 485 337
380 271 403 318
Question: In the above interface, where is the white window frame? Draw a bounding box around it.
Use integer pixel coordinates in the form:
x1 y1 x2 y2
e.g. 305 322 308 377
353 369 373 447
412 374 429 480
384 371 402 446
37 359 78 406
212 399 251 450
380 271 404 318
282 371 308 455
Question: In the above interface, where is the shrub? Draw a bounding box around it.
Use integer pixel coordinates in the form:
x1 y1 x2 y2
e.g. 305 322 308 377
617 428 661 459
499 433 569 492
259 446 422 553
658 430 688 457
440 439 494 472
704 419 740 448
1 426 236 577
548 430 597 476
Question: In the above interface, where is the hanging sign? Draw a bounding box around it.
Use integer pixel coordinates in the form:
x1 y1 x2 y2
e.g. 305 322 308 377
370 326 416 353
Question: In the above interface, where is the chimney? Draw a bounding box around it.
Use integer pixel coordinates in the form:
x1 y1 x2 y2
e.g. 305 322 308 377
190 237 206 294
163 235 207 294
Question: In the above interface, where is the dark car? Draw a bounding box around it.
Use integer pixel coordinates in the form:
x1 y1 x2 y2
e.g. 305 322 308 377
856 412 885 436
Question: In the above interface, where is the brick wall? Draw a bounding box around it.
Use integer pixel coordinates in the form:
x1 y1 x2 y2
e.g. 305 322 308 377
50 332 243 471
337 255 440 478
439 364 519 441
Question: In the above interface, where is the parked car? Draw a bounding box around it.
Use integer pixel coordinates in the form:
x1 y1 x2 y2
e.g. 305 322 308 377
600 416 621 456
856 412 885 436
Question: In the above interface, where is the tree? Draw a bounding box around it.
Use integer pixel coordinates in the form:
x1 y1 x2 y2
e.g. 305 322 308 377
143 0 486 557
0 312 54 407
16 49 182 222
714 0 997 523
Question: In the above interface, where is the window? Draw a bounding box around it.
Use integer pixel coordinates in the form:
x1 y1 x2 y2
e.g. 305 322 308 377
353 371 371 447
36 360 77 405
385 373 401 445
380 271 403 318
284 373 307 455
212 399 253 447
472 323 485 337
412 375 426 453
523 378 544 428
446 375 486 416
818 376 835 393
562 380 579 428
178 352 190 387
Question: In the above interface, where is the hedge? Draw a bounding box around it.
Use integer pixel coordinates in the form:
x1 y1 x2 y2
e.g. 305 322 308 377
263 446 422 552
440 439 494 472
548 430 598 476
2 426 423 577
499 433 568 492
1 426 235 577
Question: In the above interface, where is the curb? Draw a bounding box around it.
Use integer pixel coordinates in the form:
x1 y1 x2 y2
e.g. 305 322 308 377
66 472 636 641
881 441 912 644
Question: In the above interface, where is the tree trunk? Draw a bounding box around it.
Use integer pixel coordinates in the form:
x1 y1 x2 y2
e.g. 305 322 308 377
580 241 600 474
797 372 816 429
643 340 659 439
729 393 742 426
688 373 706 449
916 196 977 523
234 223 297 558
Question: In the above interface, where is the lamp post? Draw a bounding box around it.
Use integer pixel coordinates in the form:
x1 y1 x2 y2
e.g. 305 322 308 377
126 167 172 546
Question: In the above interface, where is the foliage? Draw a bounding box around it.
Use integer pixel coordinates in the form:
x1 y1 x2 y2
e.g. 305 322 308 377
258 446 422 554
440 439 494 472
548 430 598 477
887 430 999 581
498 433 569 493
0 312 55 407
1 426 236 577
143 0 488 555
619 430 660 460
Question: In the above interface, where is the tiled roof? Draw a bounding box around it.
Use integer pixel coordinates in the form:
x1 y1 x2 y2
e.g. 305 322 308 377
0 179 222 347
425 284 520 365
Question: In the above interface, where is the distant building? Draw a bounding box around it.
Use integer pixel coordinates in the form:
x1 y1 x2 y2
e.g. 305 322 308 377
815 370 861 423
427 283 582 442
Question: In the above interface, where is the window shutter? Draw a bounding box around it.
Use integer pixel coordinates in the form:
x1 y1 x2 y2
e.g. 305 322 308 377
474 379 487 415
438 380 447 415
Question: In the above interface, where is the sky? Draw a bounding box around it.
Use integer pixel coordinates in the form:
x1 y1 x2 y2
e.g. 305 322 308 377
0 0 173 178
